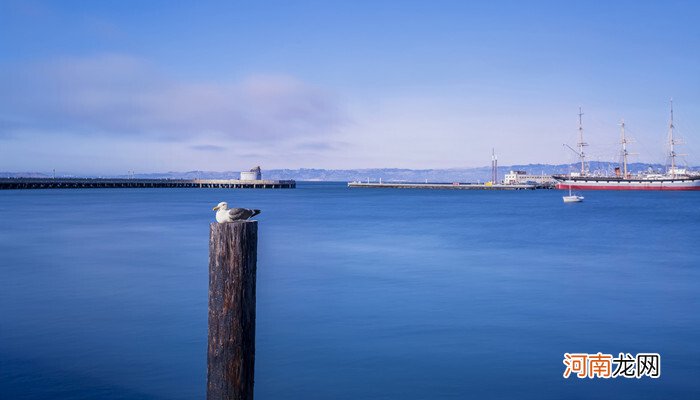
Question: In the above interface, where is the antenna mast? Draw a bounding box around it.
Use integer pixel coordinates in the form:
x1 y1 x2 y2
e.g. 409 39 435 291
620 119 629 178
577 107 588 175
491 148 498 183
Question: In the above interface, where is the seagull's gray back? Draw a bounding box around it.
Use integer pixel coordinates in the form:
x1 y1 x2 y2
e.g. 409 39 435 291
227 208 261 221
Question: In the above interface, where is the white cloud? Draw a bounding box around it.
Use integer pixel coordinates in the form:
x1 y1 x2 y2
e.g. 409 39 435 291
0 54 345 142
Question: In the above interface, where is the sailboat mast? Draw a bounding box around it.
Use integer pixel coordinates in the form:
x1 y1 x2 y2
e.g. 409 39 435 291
668 99 676 178
620 119 628 178
577 107 587 175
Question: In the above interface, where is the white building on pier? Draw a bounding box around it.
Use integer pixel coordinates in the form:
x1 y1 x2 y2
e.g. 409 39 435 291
240 166 262 181
503 170 555 185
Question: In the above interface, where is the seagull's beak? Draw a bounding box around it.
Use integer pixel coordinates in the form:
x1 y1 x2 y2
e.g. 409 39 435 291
213 205 220 211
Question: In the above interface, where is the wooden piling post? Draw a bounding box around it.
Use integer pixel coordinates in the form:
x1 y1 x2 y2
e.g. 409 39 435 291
208 221 258 400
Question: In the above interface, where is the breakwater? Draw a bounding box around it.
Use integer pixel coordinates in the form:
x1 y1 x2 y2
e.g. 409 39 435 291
347 182 551 190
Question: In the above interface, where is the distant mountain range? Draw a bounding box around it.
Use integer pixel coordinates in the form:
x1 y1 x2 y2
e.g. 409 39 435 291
3 162 697 182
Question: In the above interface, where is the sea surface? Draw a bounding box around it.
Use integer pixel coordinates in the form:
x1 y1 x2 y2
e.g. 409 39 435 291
1 182 699 399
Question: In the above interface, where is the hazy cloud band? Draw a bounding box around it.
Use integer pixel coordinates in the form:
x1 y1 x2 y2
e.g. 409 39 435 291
0 54 345 142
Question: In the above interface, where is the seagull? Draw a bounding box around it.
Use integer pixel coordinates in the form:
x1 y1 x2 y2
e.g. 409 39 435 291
212 201 261 223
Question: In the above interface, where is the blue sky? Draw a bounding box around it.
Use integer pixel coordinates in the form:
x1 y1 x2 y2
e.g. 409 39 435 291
1 0 699 173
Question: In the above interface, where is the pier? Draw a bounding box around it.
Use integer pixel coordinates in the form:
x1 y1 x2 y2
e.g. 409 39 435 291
348 182 548 190
0 178 295 190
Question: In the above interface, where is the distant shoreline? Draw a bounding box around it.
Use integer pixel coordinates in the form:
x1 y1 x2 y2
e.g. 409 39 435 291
2 162 697 183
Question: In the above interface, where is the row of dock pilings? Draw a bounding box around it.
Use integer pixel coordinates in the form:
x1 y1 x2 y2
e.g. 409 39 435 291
0 178 296 190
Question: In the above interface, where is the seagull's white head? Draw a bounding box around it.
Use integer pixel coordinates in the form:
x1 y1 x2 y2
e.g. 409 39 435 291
213 201 228 211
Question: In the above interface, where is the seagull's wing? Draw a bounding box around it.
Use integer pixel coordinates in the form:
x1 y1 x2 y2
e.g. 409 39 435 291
227 208 260 220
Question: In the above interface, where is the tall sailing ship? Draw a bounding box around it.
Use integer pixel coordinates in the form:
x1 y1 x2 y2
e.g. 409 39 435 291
553 102 700 191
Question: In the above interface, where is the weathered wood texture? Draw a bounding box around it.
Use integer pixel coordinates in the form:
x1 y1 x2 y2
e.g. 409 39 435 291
208 221 258 400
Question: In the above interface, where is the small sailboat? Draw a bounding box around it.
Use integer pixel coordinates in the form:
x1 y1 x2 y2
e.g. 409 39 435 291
563 185 584 203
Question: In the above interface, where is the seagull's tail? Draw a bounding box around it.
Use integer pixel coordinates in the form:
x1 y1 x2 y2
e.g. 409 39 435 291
250 209 261 218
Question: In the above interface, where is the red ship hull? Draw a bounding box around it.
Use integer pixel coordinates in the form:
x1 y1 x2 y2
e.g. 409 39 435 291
556 183 700 191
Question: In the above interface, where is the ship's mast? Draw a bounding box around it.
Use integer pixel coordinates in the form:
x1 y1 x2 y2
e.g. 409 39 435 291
620 119 629 178
668 99 677 178
577 107 588 175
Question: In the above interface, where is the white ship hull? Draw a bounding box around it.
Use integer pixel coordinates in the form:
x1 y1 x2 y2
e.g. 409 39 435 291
554 176 700 191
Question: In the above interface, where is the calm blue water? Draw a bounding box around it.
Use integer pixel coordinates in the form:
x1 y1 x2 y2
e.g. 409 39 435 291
1 183 699 399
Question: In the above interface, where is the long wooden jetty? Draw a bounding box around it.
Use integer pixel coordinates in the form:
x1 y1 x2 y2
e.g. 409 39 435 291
0 178 295 190
348 181 545 190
